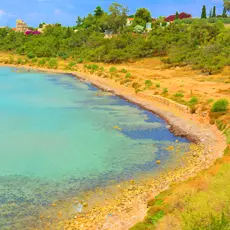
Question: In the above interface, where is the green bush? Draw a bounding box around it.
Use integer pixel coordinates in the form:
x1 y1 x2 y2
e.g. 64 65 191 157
27 51 35 59
17 58 23 65
162 88 168 95
189 97 198 113
31 57 38 63
77 58 83 63
145 80 153 88
57 51 69 60
189 96 198 105
68 61 77 69
109 67 117 73
125 73 131 78
211 99 229 112
120 68 128 73
91 64 99 71
155 83 161 88
38 58 46 67
48 58 58 69
174 92 184 98
9 57 14 64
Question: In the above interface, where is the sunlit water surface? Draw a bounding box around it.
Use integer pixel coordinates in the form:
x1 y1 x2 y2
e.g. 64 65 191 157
0 67 190 229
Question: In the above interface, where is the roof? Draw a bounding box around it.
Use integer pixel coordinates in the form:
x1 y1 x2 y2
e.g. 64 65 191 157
127 18 134 21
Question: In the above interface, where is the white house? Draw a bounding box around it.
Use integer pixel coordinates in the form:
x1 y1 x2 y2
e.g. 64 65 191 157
126 18 134 26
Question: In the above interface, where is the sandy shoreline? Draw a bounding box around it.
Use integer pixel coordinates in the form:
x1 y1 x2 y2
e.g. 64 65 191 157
0 63 227 229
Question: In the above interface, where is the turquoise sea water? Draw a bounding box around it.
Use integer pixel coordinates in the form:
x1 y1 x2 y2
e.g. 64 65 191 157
0 67 190 229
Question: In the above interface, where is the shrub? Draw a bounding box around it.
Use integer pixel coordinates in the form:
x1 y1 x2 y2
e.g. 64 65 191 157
150 210 165 225
17 58 23 65
31 57 38 63
9 56 14 64
125 73 131 78
48 58 58 69
188 97 198 114
97 71 103 76
57 51 69 60
100 66 105 72
38 58 46 67
145 80 153 88
68 61 77 69
4 59 9 64
23 58 29 64
211 99 229 112
174 92 184 98
120 68 128 73
155 83 161 88
189 96 198 105
91 64 99 71
109 67 117 73
132 82 141 93
27 51 35 59
162 88 168 95
77 58 83 63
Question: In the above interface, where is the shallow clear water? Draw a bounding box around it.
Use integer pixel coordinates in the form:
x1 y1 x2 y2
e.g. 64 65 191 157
0 67 190 228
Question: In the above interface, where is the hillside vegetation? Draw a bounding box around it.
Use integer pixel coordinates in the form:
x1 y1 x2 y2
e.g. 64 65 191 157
0 3 229 74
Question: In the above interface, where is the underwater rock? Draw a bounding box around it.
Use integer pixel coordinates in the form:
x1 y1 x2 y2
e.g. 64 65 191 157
113 125 122 131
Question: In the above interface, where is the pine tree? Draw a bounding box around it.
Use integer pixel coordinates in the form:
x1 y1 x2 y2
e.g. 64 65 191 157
212 6 216 17
175 11 179 20
222 7 227 17
201 5 207 19
94 6 104 17
224 0 230 12
209 8 213 18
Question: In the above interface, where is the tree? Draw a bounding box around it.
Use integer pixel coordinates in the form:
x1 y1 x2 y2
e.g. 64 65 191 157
133 25 144 33
176 11 179 20
108 3 128 32
76 16 83 27
39 22 45 28
134 8 152 27
212 6 216 17
201 5 207 19
94 6 104 17
224 0 230 11
222 7 227 17
209 8 213 18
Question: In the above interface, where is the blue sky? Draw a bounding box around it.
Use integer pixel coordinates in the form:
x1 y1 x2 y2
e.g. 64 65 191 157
0 0 225 27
